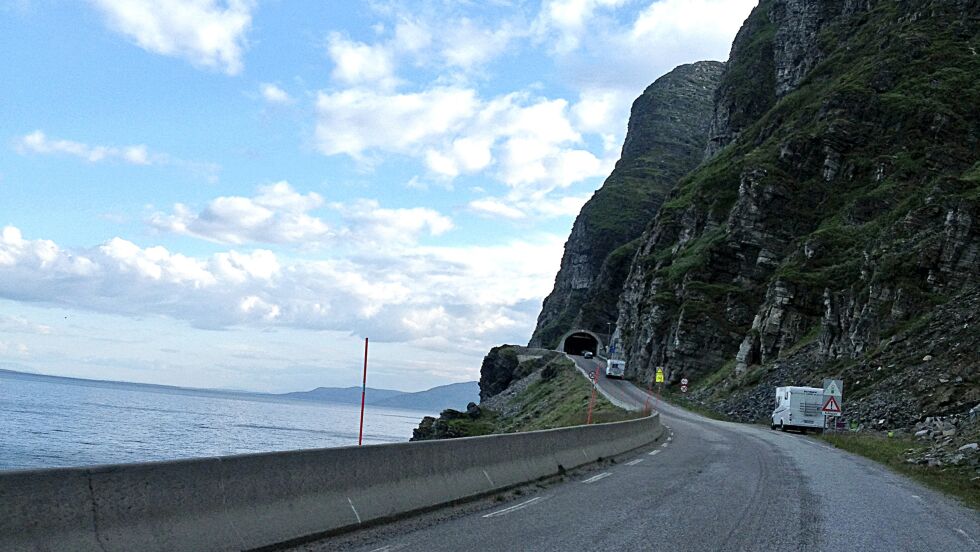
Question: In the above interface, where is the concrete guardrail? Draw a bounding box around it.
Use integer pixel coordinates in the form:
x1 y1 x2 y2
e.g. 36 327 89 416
1 414 662 551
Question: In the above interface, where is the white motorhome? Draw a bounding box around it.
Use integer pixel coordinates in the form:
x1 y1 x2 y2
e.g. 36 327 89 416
605 359 626 379
771 386 825 433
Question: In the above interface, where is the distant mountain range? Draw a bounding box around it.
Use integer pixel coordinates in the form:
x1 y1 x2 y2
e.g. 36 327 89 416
279 382 480 412
0 366 478 414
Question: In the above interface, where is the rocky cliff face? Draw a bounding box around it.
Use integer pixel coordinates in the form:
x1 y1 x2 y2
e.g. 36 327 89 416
613 0 979 425
529 61 724 348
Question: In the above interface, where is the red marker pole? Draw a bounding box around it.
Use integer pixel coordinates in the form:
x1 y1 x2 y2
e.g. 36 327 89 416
644 379 653 414
586 364 600 424
358 337 369 446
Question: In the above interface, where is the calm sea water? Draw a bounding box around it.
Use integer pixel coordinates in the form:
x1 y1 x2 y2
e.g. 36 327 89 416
0 373 431 471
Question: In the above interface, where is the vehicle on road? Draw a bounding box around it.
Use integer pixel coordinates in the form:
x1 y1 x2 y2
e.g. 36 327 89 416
771 386 824 433
605 359 625 378
583 351 593 359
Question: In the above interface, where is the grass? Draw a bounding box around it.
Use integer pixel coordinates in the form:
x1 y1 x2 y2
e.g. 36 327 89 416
434 355 638 439
498 358 638 432
820 432 980 510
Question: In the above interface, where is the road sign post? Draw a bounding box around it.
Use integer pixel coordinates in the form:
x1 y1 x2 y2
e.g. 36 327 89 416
654 367 665 410
822 378 843 429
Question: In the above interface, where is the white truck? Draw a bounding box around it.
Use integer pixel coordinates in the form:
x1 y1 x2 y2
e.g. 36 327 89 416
605 359 626 379
771 386 825 433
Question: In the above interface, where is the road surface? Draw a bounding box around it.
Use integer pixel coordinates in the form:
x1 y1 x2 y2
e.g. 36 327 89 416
292 355 980 552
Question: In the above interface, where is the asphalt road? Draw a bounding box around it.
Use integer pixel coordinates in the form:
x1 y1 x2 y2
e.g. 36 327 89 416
293 355 980 552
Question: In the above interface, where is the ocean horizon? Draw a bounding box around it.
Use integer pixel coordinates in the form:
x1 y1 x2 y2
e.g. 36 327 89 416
0 370 433 471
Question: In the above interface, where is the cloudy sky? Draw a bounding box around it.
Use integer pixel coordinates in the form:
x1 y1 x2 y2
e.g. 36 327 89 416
0 0 755 393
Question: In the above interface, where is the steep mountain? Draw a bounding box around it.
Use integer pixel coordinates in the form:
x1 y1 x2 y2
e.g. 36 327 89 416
529 61 725 348
612 0 979 426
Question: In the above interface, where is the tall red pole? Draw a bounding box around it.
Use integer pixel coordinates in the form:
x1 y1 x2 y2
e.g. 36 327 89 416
358 337 369 446
586 363 600 424
644 379 653 414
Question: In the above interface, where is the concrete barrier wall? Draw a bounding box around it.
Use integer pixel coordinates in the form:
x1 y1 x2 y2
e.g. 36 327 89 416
1 414 662 552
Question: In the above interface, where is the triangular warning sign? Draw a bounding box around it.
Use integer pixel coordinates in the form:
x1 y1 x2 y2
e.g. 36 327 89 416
822 395 841 413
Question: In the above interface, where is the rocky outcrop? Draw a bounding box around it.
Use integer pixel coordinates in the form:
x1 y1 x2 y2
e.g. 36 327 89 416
610 0 980 424
529 61 724 348
479 345 521 401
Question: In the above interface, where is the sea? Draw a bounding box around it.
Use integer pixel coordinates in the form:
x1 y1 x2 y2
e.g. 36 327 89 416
0 371 432 471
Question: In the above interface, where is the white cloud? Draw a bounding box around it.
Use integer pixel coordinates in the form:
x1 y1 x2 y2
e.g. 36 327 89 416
571 88 631 142
315 87 610 197
149 181 330 245
0 340 30 358
259 83 293 104
0 226 564 345
440 18 516 69
468 190 594 221
16 130 152 165
393 19 432 54
326 33 398 88
315 87 478 158
630 0 756 45
149 182 455 247
0 314 52 335
14 130 220 180
468 198 527 220
338 200 454 245
534 0 628 53
92 0 255 75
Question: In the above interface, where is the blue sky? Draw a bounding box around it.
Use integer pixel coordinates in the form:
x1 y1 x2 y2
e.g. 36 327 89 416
0 0 755 392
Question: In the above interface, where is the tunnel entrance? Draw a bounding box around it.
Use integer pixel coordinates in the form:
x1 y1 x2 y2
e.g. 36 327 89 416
560 331 600 356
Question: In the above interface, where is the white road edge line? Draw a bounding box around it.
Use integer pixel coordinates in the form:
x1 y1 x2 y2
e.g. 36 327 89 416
482 496 546 518
582 472 613 484
649 449 661 456
625 458 644 466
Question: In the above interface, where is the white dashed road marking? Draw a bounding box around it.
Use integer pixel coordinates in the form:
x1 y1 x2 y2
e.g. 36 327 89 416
347 497 362 524
369 544 408 552
955 528 978 547
649 450 661 456
661 442 669 448
582 472 612 484
483 496 547 518
625 458 644 466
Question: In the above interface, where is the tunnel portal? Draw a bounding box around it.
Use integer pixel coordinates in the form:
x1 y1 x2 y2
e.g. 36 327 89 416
560 331 601 356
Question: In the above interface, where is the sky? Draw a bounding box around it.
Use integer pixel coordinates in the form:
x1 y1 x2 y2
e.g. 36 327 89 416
0 0 756 393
